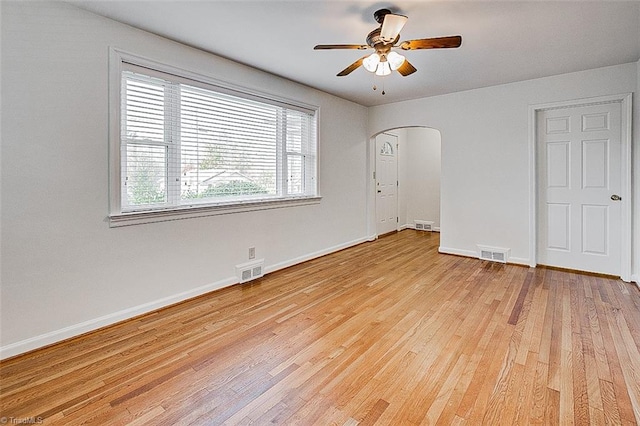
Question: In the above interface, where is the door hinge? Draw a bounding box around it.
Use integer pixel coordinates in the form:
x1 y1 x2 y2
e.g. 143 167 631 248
397 217 398 223
373 171 376 180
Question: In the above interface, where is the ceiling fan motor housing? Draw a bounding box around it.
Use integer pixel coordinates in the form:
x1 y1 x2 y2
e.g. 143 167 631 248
374 8 392 24
366 28 397 51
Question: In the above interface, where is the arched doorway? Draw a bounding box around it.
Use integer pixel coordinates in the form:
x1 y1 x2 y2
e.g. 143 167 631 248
369 127 442 238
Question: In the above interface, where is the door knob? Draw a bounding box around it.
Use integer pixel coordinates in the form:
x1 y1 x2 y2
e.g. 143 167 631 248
611 194 622 201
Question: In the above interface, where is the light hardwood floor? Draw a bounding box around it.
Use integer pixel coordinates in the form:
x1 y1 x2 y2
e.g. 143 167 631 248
1 230 640 425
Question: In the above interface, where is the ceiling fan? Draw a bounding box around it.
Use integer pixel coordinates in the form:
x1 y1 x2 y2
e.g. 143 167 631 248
314 8 462 78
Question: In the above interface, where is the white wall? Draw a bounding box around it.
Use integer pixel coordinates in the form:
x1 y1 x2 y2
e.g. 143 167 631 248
403 128 441 230
0 2 369 357
369 63 639 269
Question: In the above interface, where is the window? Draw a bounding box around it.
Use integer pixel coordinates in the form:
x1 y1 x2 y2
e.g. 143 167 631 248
109 51 319 226
380 141 394 156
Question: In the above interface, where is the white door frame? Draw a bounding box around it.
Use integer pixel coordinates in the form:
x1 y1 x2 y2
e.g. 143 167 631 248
528 93 632 281
375 132 399 236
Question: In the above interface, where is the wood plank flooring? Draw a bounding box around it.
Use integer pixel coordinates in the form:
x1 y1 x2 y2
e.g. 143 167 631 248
1 230 640 425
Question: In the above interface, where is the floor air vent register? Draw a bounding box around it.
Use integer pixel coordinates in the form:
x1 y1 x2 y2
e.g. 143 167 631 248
414 220 434 231
236 259 265 283
477 245 510 264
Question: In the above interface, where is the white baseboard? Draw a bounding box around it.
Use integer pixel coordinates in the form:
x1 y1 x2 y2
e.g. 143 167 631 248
631 274 639 287
438 246 530 266
439 246 476 258
0 236 371 360
0 277 237 360
265 236 370 274
508 257 531 266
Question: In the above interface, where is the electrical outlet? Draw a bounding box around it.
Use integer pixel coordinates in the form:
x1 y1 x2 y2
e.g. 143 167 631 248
249 247 256 259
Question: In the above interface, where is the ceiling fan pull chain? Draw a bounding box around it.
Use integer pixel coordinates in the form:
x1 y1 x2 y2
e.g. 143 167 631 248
372 74 386 95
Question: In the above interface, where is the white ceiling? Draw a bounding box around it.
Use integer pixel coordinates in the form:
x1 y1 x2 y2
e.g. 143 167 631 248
69 1 640 107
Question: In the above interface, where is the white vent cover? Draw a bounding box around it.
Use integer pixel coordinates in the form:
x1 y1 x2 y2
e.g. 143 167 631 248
477 245 510 264
415 220 434 232
236 259 265 283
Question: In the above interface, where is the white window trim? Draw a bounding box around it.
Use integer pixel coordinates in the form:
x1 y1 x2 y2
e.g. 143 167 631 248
108 48 321 227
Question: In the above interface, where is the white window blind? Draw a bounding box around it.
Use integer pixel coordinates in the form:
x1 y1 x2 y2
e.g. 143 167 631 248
119 63 317 215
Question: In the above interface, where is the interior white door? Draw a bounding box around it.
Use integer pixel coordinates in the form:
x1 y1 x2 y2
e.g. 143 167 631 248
537 102 622 275
376 133 398 236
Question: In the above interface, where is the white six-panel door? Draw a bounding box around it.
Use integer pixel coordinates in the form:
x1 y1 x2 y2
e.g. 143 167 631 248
376 133 398 236
537 102 622 275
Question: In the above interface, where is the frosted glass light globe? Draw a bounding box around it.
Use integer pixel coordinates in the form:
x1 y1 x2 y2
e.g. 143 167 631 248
387 51 406 71
363 53 380 72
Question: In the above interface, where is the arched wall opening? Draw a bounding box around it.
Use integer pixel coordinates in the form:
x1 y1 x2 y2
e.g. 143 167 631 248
368 126 442 238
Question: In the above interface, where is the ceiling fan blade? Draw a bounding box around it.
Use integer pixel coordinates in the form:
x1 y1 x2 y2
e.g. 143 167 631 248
380 13 408 43
314 44 369 50
399 35 462 50
337 55 368 76
396 59 417 76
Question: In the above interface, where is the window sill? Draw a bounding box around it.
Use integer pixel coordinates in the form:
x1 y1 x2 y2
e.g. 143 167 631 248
109 196 322 228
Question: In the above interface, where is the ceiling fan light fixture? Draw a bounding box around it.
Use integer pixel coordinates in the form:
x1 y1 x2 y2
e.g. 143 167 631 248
380 13 408 42
363 53 380 72
375 61 392 76
387 51 406 71
314 8 462 79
